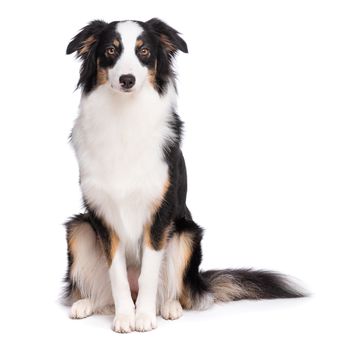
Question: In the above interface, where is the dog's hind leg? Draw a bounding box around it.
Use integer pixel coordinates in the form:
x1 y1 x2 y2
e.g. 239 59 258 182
158 224 208 320
158 234 186 320
63 214 114 318
157 218 213 318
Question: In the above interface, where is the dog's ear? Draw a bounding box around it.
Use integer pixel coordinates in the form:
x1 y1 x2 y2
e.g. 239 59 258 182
146 18 188 54
66 20 107 57
67 20 108 93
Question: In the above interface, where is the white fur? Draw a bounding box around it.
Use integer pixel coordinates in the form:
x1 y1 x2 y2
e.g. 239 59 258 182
108 21 147 93
160 235 188 301
156 234 187 317
110 244 136 333
72 82 177 265
69 222 113 309
70 298 93 319
135 247 164 331
160 300 183 320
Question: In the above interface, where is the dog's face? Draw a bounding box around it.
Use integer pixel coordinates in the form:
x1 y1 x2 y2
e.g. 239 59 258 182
67 19 188 95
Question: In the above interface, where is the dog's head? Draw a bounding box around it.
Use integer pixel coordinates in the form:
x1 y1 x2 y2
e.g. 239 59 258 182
66 19 188 95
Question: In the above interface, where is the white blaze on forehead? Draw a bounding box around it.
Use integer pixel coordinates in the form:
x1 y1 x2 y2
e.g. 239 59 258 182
116 21 143 51
108 21 147 90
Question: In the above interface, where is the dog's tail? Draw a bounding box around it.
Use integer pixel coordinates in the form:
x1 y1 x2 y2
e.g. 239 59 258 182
183 268 306 310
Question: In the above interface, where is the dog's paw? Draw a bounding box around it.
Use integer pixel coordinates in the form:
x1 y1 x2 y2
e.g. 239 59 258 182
112 311 135 333
160 300 183 320
70 299 93 319
135 311 157 332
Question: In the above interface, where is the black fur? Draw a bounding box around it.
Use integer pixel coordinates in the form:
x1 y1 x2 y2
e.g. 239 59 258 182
66 20 109 93
85 209 113 262
145 18 188 54
142 18 188 94
175 218 210 305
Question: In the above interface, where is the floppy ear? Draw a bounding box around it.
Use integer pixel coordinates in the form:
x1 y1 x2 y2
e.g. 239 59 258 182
66 20 107 57
66 20 107 93
146 18 188 54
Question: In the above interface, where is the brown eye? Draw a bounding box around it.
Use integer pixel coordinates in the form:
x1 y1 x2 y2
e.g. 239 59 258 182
106 47 116 55
140 48 150 57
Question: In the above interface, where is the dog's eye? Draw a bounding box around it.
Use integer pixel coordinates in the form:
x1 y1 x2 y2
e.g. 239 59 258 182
139 48 150 57
106 47 116 55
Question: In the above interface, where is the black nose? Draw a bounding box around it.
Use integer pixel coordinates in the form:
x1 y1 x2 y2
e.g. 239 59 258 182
119 74 136 89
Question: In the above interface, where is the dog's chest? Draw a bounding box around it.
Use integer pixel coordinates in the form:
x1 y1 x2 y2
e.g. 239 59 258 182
72 89 173 258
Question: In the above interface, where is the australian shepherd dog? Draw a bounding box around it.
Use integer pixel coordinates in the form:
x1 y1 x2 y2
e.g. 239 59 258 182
64 18 304 333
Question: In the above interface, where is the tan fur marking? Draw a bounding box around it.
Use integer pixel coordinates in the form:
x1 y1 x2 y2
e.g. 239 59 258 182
67 222 89 278
148 61 157 88
108 232 119 266
91 215 120 266
178 233 194 308
113 39 120 47
136 38 144 48
71 287 82 302
180 234 194 271
143 223 151 247
160 223 173 249
160 34 175 52
143 178 171 249
67 222 82 267
68 231 76 255
180 290 193 309
67 231 78 282
144 222 172 251
96 59 108 86
149 178 170 219
79 35 96 55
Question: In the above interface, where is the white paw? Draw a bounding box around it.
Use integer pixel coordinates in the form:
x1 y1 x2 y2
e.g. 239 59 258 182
70 299 93 319
135 312 157 332
160 300 183 320
112 312 135 333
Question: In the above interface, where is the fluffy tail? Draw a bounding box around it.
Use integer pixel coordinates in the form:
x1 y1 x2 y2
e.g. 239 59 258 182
185 268 306 310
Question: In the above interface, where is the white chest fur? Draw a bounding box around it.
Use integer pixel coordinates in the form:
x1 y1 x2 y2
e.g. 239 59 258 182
71 84 177 264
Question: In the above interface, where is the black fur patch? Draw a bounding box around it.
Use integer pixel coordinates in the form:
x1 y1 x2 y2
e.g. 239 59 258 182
66 20 110 93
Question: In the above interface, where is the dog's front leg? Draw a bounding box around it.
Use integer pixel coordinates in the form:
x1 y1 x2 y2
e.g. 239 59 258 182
134 225 167 332
109 242 136 333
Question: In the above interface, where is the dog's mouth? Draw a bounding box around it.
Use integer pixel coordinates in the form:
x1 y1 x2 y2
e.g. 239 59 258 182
120 86 134 93
110 83 135 94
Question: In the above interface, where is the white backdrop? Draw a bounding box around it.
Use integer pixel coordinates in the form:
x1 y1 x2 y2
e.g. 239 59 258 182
0 0 354 349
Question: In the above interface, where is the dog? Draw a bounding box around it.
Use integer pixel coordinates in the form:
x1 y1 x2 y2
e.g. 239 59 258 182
64 18 305 333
